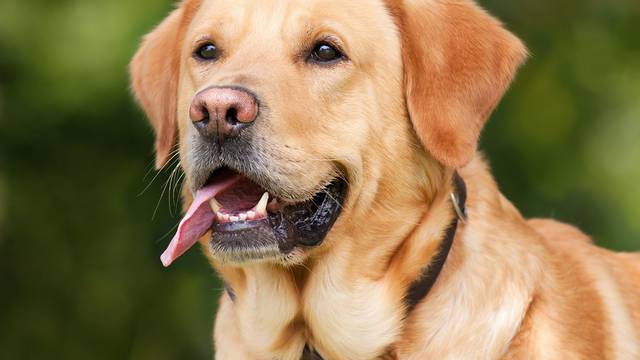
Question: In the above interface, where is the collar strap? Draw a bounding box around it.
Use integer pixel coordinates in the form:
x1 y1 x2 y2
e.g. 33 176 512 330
405 171 467 312
301 345 324 360
303 172 467 359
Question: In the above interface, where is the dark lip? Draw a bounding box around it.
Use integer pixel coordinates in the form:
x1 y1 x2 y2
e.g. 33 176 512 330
208 177 347 262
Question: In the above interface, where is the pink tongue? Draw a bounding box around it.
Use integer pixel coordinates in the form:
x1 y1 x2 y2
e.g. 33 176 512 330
160 175 241 267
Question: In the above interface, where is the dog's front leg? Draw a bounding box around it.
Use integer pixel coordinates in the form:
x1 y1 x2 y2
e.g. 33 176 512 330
214 264 306 360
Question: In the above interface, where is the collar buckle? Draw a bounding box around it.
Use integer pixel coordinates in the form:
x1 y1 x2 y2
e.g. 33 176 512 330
450 192 467 223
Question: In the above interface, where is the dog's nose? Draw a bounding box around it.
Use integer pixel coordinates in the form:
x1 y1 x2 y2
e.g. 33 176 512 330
189 87 258 140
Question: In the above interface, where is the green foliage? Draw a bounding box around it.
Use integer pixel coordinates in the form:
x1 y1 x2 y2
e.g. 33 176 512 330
0 0 638 358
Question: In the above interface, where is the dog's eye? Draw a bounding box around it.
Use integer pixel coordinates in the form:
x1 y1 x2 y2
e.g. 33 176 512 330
194 43 220 61
309 42 343 64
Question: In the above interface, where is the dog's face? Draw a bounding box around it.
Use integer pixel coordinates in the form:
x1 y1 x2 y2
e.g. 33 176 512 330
180 0 402 196
131 0 527 266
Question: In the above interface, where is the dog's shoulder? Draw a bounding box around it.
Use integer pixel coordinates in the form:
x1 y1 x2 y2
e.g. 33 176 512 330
527 218 593 245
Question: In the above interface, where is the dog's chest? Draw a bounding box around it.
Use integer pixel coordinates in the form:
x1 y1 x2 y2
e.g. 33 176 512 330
301 265 404 359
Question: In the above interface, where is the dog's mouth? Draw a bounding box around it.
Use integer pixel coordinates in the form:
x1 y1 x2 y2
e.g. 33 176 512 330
161 167 346 266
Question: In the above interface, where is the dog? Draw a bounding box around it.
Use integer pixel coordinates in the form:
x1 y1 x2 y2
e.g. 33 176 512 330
129 0 640 358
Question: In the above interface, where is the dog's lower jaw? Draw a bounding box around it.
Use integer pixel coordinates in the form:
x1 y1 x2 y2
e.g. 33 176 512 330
208 243 308 266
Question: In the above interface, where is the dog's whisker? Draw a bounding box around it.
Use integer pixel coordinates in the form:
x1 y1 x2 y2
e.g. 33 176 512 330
143 146 180 180
172 171 186 210
152 169 176 221
165 163 182 216
154 222 180 245
137 149 181 197
160 166 176 212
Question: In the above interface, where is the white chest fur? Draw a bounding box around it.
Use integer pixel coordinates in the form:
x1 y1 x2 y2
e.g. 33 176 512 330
302 257 405 360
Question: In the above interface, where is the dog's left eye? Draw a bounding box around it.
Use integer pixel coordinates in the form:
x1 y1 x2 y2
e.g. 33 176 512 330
194 43 220 61
309 42 343 64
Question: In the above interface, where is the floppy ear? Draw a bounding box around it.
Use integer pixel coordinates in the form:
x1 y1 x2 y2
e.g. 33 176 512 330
129 5 187 169
386 0 528 168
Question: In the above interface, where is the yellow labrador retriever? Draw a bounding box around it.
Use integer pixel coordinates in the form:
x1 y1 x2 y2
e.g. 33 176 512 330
130 0 640 358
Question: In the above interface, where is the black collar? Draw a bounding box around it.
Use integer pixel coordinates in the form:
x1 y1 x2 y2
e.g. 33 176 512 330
404 171 467 311
303 172 467 359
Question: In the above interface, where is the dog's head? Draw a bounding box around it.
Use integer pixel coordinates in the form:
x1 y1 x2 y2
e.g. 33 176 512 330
130 0 526 266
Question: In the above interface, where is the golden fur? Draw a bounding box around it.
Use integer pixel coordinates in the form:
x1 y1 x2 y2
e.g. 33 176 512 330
130 0 640 358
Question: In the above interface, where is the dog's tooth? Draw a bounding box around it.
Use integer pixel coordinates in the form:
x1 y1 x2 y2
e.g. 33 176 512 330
247 211 256 220
256 192 269 215
230 216 239 222
222 214 230 222
239 213 247 221
209 198 222 212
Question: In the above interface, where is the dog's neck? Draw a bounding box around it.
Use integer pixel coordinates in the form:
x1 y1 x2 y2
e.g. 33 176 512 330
212 150 467 358
300 154 463 358
316 148 452 276
214 148 468 358
302 169 466 359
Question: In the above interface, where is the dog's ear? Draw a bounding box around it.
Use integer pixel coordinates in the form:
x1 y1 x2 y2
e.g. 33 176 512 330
130 3 194 169
386 0 527 168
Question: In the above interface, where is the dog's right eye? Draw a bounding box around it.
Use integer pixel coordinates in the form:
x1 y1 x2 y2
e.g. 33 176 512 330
194 43 220 61
308 42 344 64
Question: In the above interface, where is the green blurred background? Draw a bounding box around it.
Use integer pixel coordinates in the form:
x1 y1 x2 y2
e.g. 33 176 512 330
0 0 638 358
